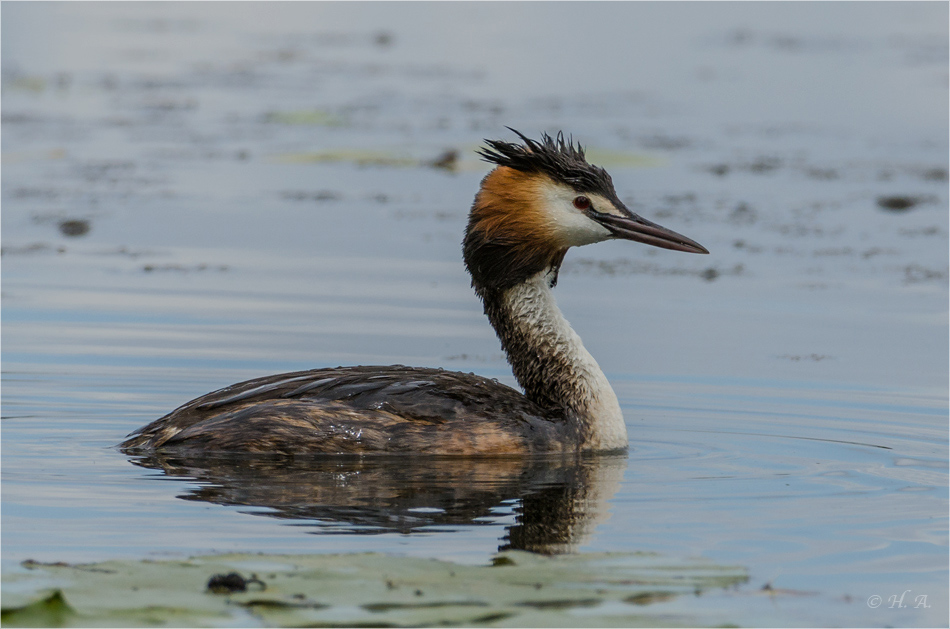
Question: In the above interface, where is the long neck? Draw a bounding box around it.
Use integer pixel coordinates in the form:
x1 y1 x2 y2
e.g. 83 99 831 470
477 268 628 451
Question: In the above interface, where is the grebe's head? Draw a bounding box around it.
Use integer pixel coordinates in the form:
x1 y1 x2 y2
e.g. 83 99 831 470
463 129 708 292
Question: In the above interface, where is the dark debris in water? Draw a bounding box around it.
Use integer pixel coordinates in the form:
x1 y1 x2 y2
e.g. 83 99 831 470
75 160 136 183
206 571 266 594
707 163 730 177
876 195 938 212
716 27 865 54
759 582 820 597
703 157 945 189
899 225 943 237
777 354 834 362
624 591 676 606
9 186 63 200
919 167 948 181
566 258 743 282
281 189 341 202
363 601 488 612
877 196 918 211
22 559 73 569
374 31 395 47
427 149 459 171
728 202 757 225
810 246 900 259
58 219 90 237
94 246 159 258
748 156 783 173
235 594 330 610
804 167 839 180
705 156 783 177
143 263 229 273
1 242 66 256
732 239 763 253
902 264 947 284
391 208 457 221
515 597 602 610
22 559 116 574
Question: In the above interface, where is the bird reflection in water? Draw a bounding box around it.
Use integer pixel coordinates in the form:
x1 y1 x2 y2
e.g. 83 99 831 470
125 453 626 555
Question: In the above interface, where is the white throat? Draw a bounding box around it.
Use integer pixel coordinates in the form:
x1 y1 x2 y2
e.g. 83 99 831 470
500 270 628 451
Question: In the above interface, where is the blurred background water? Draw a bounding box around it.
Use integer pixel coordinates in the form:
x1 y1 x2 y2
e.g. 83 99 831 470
2 2 947 626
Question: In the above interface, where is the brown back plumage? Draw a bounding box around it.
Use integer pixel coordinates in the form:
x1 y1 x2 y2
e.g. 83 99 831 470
121 366 573 455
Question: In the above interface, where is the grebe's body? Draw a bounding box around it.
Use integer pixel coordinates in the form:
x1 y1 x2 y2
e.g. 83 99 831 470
121 131 707 455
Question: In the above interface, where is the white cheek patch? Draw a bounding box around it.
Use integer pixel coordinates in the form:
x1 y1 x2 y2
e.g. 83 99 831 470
589 193 626 217
539 184 612 247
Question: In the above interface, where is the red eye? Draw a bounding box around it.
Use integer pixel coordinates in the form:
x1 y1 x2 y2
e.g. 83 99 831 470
573 196 591 210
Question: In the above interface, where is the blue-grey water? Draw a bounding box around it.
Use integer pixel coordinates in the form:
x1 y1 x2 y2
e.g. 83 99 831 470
2 3 947 627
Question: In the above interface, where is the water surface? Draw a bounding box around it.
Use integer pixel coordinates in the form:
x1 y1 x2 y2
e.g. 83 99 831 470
2 3 947 627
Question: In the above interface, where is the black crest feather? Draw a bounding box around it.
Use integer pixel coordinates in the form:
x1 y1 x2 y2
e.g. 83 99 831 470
478 128 618 201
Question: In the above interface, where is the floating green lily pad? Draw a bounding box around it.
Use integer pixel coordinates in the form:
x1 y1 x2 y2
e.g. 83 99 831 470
4 75 47 93
264 109 344 126
2 551 746 627
274 149 419 167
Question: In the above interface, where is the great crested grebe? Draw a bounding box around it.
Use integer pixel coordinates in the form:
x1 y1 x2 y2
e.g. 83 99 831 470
121 130 708 455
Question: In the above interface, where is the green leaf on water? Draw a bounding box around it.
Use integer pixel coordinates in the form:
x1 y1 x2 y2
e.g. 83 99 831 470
1 590 75 627
264 109 344 126
2 551 747 627
273 149 418 167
